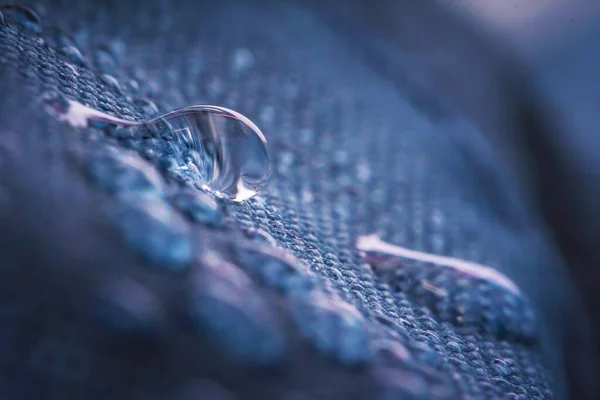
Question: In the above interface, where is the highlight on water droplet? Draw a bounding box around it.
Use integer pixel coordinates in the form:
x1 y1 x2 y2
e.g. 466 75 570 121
41 93 271 202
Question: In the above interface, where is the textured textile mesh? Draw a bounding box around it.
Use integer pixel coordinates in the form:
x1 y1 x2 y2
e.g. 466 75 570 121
0 0 593 399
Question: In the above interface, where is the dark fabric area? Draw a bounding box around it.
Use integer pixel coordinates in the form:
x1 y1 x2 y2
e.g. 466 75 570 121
0 1 595 399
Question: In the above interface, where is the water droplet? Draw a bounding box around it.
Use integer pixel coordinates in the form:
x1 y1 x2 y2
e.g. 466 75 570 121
0 11 5 25
235 245 315 295
133 97 159 116
59 45 86 66
207 77 223 96
112 199 193 270
86 148 165 200
332 150 349 168
64 62 79 76
242 227 278 247
47 27 76 48
284 75 299 99
126 78 139 92
145 106 271 201
95 278 164 334
0 5 41 33
356 160 372 182
170 190 224 227
260 105 275 124
301 190 313 203
101 73 122 94
189 254 285 365
43 96 271 202
94 44 118 73
290 293 372 365
299 128 314 145
231 48 255 74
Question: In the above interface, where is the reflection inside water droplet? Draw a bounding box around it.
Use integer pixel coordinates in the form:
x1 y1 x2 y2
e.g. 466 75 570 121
42 94 271 202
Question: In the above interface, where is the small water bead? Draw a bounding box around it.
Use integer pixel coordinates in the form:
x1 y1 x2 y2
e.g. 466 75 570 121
207 77 223 96
101 73 123 94
126 79 140 92
231 47 255 74
64 63 79 76
0 5 41 33
95 45 118 74
235 244 316 295
260 105 275 124
242 227 278 247
170 190 224 227
43 96 271 202
45 26 76 48
59 45 86 66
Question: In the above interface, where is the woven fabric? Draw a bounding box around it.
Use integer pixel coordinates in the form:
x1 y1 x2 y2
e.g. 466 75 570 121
0 1 594 399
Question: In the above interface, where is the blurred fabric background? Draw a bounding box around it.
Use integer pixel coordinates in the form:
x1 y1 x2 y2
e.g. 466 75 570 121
451 0 600 394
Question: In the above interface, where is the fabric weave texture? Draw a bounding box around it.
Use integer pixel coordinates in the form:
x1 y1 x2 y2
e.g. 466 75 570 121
0 1 594 399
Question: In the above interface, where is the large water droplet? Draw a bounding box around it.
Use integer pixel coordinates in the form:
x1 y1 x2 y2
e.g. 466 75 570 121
43 95 271 202
147 106 270 201
0 5 41 33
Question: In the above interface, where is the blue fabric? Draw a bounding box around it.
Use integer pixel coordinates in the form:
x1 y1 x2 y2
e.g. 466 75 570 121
0 1 595 399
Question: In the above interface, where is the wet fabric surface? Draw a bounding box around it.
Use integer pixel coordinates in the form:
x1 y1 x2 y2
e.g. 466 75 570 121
0 1 594 399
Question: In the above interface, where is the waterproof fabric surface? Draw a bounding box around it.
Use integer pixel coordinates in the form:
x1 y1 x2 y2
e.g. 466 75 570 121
0 1 594 399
